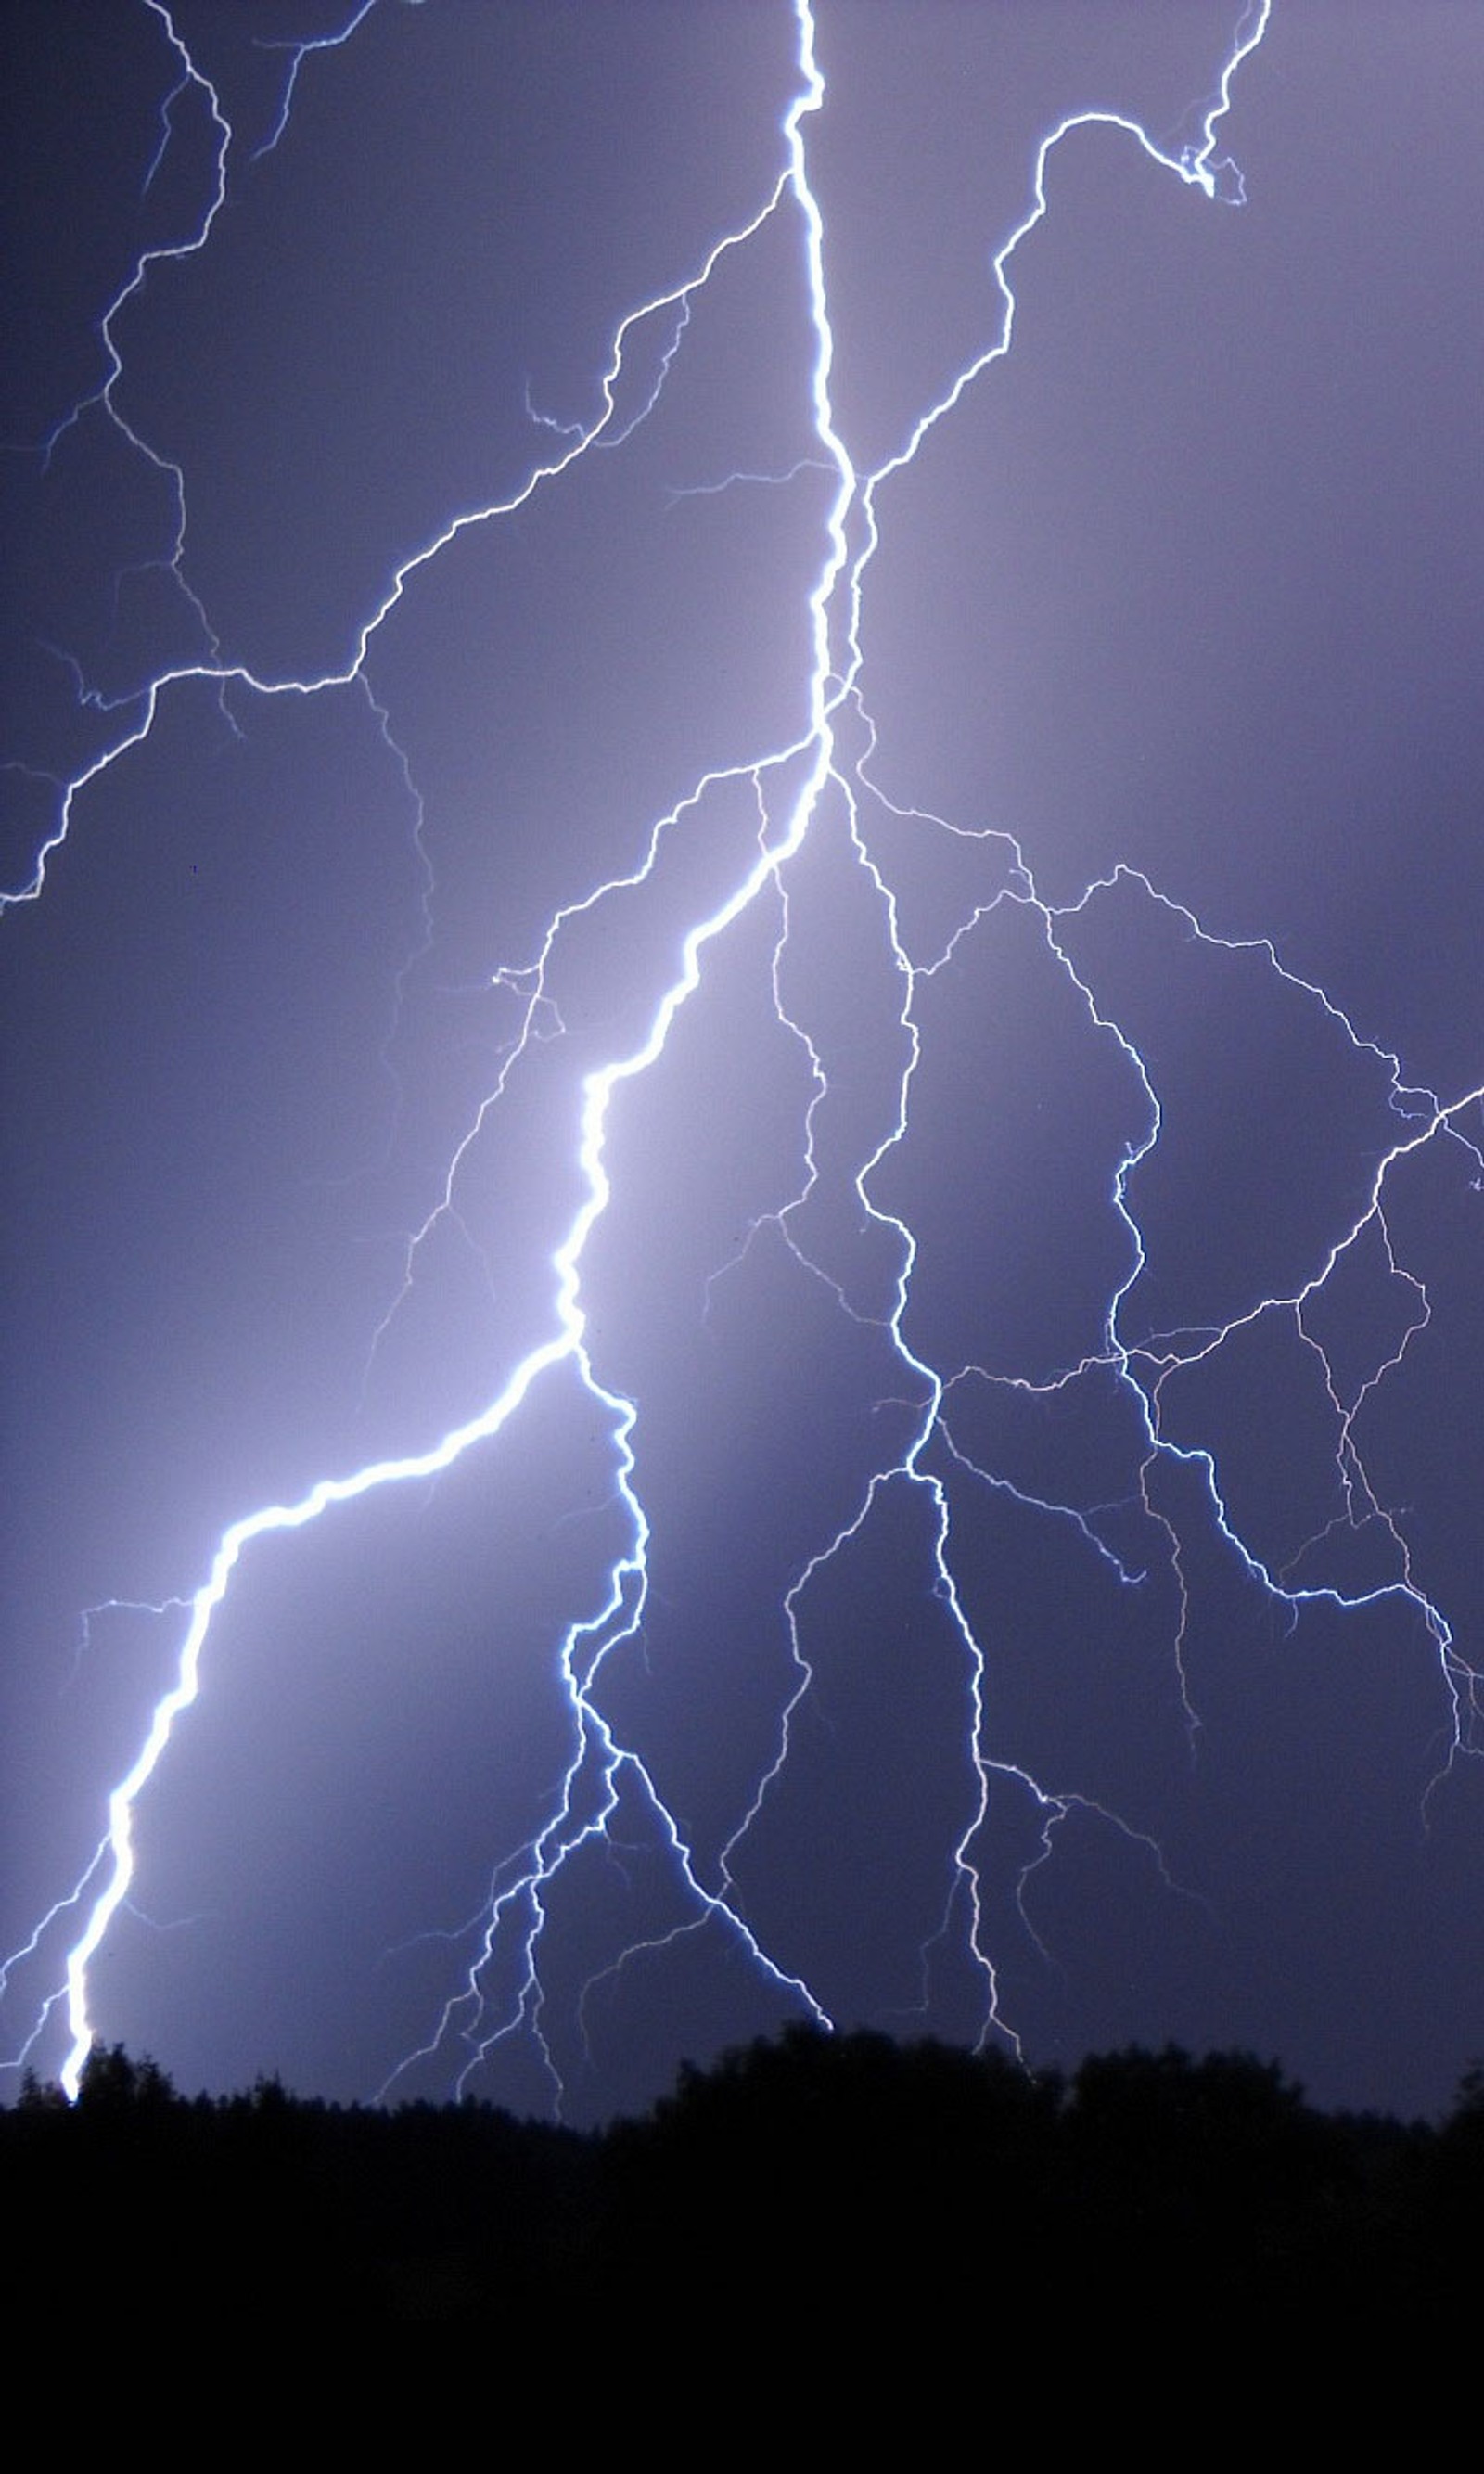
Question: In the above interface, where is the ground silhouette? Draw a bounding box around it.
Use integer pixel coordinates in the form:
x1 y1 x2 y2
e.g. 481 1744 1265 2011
6 2027 1481 2330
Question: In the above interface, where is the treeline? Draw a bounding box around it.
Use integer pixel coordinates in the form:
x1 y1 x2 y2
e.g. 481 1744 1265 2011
6 2027 1483 2327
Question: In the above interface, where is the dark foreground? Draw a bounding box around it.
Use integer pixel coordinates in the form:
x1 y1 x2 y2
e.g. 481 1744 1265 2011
7 2027 1483 2332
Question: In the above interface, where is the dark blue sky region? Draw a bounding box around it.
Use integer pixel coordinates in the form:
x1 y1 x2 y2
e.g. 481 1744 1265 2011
6 1 1484 2126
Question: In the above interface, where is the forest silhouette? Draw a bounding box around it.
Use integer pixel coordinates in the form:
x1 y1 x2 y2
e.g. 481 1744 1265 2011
7 2026 1482 2328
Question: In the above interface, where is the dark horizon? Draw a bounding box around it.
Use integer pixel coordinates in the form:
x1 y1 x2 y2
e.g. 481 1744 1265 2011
11 2026 1484 2334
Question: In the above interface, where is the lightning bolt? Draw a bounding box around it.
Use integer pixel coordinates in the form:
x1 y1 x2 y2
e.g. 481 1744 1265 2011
6 0 1478 2117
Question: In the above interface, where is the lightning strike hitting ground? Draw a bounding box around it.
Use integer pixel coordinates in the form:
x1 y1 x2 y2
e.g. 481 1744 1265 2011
6 0 1484 2120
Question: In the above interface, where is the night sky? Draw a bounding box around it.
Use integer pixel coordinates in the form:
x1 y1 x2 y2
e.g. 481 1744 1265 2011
6 0 1484 2128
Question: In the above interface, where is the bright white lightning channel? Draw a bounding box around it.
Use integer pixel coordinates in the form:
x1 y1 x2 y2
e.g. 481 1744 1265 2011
17 0 1470 2112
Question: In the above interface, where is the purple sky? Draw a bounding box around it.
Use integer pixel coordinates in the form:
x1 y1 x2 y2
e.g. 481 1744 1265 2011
6 0 1484 2126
